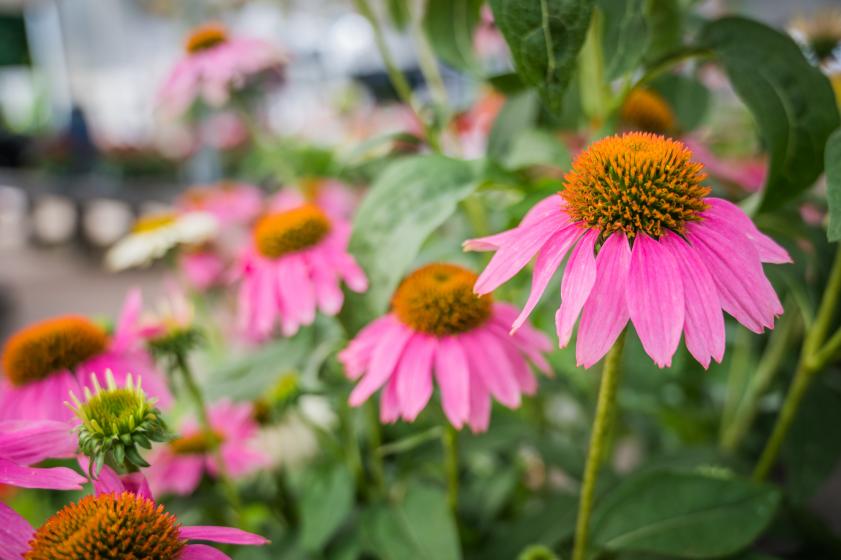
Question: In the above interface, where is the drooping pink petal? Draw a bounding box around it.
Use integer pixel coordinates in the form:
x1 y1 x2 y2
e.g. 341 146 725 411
0 420 77 464
434 337 470 428
473 212 569 295
338 316 393 380
180 544 231 560
463 195 565 252
348 318 413 406
703 198 791 264
511 224 583 332
462 330 521 408
497 334 538 395
0 458 86 490
556 229 598 347
395 336 436 421
576 232 632 368
466 373 491 433
180 525 269 545
0 502 34 560
380 377 401 423
626 234 684 368
662 233 725 368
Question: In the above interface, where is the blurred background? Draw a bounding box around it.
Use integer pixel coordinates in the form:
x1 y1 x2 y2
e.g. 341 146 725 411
0 0 836 337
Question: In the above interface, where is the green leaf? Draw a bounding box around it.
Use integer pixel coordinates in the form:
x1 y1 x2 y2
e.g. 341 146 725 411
504 128 571 169
591 469 781 558
298 464 355 552
386 0 411 30
644 0 682 63
423 0 484 73
825 128 841 241
599 0 648 79
698 17 841 211
489 0 594 113
362 482 461 560
344 155 481 330
649 73 710 132
487 90 540 160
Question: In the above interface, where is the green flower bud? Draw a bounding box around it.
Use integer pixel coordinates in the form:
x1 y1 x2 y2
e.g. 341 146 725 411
517 545 560 560
67 369 171 475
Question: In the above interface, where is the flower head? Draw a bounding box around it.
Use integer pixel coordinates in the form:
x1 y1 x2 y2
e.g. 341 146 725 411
106 211 218 271
235 196 366 340
68 370 170 475
0 290 171 421
620 88 676 135
466 133 791 369
340 263 551 432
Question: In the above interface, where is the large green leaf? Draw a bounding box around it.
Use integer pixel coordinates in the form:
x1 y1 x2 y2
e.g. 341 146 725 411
599 0 647 79
344 155 481 330
298 464 355 552
825 128 841 241
644 0 681 63
423 0 484 73
591 469 780 558
698 17 840 211
488 0 594 113
362 482 461 560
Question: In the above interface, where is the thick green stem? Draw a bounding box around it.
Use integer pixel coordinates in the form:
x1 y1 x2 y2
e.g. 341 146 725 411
442 425 459 514
572 332 626 560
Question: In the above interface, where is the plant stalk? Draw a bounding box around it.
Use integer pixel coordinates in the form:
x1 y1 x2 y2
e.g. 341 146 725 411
442 425 459 514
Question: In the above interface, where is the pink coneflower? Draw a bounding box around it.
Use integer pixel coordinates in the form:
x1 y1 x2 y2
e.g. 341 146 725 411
158 22 286 116
234 195 367 340
177 181 263 227
684 138 767 193
465 133 791 369
339 263 551 432
0 419 86 490
145 400 270 496
0 290 171 422
0 465 267 559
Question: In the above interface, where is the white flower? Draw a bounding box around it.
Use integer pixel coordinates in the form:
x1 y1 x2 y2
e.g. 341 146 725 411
105 211 218 271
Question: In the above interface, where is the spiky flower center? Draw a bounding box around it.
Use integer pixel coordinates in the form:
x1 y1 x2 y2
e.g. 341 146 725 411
132 213 177 234
253 205 331 259
392 263 491 336
25 492 185 559
185 23 228 54
561 133 709 239
2 316 108 387
169 430 225 455
620 88 675 134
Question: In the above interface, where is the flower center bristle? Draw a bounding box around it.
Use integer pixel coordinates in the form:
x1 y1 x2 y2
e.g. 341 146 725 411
25 492 185 559
620 88 675 134
392 263 491 336
2 316 108 387
132 213 177 234
561 132 709 239
185 23 228 54
253 204 331 258
169 430 225 455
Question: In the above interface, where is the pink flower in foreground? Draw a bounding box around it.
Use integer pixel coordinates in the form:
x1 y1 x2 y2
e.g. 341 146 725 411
158 22 286 116
146 400 270 496
466 133 791 369
339 263 551 432
0 420 86 490
0 290 171 422
0 465 267 559
235 195 367 340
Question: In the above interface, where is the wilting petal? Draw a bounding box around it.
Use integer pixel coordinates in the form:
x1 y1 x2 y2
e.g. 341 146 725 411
434 337 470 429
556 229 598 347
181 525 269 544
703 198 791 264
577 232 631 368
395 336 436 421
0 502 34 560
180 544 231 560
349 319 413 406
662 234 725 368
626 234 684 368
0 459 85 490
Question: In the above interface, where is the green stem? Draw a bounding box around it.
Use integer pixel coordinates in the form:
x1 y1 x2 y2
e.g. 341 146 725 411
410 8 448 108
366 401 386 493
442 425 459 514
805 243 841 356
572 331 626 560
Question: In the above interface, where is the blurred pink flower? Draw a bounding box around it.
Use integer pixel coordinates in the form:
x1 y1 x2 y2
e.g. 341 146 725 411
177 181 263 227
0 419 86 490
339 263 551 432
268 180 358 220
0 289 171 422
145 400 270 496
180 248 227 290
466 133 790 369
684 138 766 193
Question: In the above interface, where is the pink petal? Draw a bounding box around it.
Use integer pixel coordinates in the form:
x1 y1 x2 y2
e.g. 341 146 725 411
348 319 413 406
0 458 85 490
111 287 142 352
395 336 436 422
463 195 564 252
462 330 521 408
0 420 77 464
338 316 393 380
180 544 231 560
473 212 569 295
556 229 598 347
703 198 791 264
181 525 269 545
434 337 470 428
0 502 33 560
511 224 583 332
467 374 491 433
626 234 684 368
576 232 632 368
380 377 400 423
662 234 725 368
